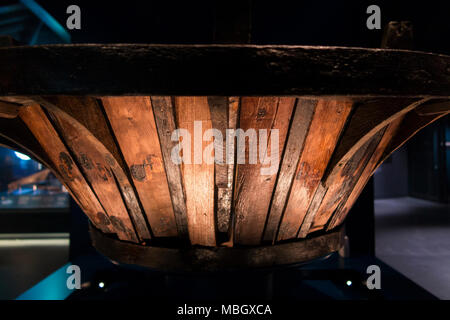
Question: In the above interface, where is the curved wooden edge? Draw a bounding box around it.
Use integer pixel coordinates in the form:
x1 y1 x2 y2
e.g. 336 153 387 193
90 223 344 272
0 45 450 97
378 105 450 168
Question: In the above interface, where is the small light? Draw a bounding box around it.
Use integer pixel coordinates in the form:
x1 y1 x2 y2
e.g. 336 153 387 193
14 151 31 161
98 282 105 288
346 280 352 286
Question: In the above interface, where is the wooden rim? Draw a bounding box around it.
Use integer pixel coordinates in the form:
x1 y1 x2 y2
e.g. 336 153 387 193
0 44 450 97
90 224 344 272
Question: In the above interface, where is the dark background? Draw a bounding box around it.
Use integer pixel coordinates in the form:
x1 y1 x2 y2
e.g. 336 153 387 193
30 0 450 55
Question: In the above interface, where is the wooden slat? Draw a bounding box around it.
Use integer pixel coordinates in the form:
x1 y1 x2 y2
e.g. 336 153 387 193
277 99 352 241
151 96 189 240
46 109 139 242
37 96 151 240
0 117 92 216
379 106 450 166
327 117 405 230
175 97 216 246
101 96 178 238
3 45 450 98
263 98 315 243
18 105 115 236
297 183 328 238
234 97 295 245
222 97 239 246
323 98 419 180
208 96 239 235
208 97 230 233
308 129 385 234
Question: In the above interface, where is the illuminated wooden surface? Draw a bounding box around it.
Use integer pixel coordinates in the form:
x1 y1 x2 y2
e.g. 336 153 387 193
0 44 449 270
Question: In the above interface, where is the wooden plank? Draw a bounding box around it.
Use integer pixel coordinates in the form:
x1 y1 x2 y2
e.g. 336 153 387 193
46 109 140 242
234 97 295 245
327 117 405 230
37 96 151 241
221 97 239 246
263 98 315 243
18 105 115 236
2 45 450 98
226 97 239 232
0 100 20 118
297 183 328 238
101 96 178 238
323 98 420 180
175 97 216 246
377 107 450 171
151 96 189 240
207 96 233 233
277 99 352 241
90 221 344 272
308 129 385 233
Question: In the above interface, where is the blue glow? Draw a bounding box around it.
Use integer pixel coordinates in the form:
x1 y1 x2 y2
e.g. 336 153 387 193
14 151 31 161
16 263 74 300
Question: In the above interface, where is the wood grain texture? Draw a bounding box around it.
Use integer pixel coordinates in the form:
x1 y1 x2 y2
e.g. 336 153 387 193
327 117 405 230
1 45 450 97
277 99 352 241
91 222 344 272
234 97 295 245
324 98 419 180
263 98 315 243
37 96 151 241
175 97 216 246
151 96 189 240
48 110 140 242
18 105 115 236
309 129 385 233
379 101 450 167
208 96 231 233
102 96 178 238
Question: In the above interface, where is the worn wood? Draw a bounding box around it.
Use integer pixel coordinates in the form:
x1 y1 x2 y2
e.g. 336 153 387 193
324 98 420 180
46 109 140 242
208 97 230 233
102 96 178 238
1 45 450 97
90 223 344 272
263 98 316 243
310 130 385 233
378 107 450 168
222 97 239 245
18 105 115 236
175 97 216 246
37 96 151 241
0 100 20 118
327 117 405 230
151 96 189 240
297 183 328 238
234 97 295 245
277 100 352 241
